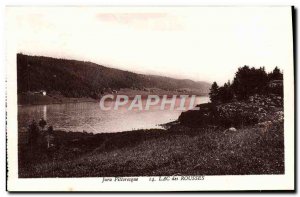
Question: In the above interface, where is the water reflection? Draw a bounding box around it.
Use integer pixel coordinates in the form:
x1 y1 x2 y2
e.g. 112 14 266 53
43 105 47 120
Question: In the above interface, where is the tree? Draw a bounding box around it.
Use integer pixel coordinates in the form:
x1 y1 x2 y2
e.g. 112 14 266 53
209 82 219 103
232 66 268 100
218 81 234 103
268 66 283 81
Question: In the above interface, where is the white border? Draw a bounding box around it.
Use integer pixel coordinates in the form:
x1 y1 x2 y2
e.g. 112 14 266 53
5 5 295 192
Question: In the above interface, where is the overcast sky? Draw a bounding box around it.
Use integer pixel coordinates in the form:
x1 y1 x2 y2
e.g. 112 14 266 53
7 7 293 84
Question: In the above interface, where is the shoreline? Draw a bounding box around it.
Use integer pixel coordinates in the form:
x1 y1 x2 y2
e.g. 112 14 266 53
17 99 98 107
17 94 98 106
18 91 209 106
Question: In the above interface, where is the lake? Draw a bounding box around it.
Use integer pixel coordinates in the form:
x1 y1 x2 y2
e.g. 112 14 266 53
18 96 209 133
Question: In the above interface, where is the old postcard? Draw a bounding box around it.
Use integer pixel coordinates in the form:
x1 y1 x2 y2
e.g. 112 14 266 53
6 6 294 191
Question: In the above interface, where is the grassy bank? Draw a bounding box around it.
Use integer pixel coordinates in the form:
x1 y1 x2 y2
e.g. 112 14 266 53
18 108 284 177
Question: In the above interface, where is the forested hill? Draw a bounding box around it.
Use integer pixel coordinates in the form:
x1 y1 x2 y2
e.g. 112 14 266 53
17 54 211 98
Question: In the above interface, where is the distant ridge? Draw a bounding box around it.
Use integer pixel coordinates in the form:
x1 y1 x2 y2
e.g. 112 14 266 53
17 54 211 98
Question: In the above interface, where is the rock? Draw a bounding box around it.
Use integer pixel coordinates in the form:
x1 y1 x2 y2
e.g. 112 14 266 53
228 127 237 132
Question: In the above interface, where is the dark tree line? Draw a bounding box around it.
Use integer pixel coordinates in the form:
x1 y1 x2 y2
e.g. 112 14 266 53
209 66 283 103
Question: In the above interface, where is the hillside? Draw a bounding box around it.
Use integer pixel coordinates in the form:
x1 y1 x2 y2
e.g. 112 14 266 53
17 54 211 98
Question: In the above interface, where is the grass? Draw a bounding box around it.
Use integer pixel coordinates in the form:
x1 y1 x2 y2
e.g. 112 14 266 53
18 115 284 177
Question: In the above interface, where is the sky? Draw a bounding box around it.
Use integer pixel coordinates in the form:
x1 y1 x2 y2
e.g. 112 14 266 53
7 7 293 84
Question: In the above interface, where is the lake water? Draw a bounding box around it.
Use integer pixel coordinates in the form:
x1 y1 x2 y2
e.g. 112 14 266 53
18 96 209 133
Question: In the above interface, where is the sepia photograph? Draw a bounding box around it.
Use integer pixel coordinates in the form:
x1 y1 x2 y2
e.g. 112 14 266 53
6 6 294 191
